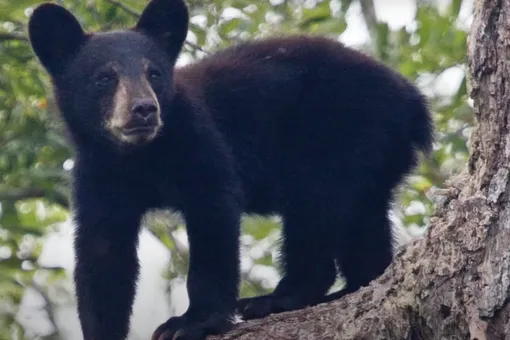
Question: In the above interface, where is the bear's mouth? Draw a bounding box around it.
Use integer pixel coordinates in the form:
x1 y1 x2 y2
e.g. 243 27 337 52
107 122 162 146
122 125 158 136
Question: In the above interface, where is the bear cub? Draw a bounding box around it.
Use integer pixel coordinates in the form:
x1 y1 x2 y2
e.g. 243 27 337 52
28 0 433 339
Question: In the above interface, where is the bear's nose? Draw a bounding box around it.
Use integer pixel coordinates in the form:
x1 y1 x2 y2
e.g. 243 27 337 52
131 98 158 120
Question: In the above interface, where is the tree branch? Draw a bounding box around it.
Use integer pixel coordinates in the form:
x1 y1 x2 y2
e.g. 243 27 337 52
0 188 45 201
0 188 69 208
359 0 383 58
359 0 379 43
0 33 28 42
207 173 488 339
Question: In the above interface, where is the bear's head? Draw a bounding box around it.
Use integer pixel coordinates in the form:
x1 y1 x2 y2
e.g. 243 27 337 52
28 0 189 149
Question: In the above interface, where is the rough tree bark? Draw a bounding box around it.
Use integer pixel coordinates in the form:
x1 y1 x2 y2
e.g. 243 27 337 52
209 0 510 339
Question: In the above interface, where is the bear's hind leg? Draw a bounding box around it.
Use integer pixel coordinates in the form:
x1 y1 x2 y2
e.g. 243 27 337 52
324 196 394 303
237 198 338 320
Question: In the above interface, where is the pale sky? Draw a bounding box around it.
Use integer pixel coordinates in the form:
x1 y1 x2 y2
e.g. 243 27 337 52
341 0 473 46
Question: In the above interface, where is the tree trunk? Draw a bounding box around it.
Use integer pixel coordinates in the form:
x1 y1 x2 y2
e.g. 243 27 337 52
211 0 510 339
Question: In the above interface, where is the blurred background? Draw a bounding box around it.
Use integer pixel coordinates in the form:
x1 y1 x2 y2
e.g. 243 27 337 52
0 0 472 339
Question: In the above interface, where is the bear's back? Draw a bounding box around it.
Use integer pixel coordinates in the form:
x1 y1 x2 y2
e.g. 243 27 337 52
175 35 414 127
172 36 428 215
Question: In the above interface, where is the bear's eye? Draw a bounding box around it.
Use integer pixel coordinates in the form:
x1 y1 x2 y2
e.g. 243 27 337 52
95 72 115 87
148 68 162 80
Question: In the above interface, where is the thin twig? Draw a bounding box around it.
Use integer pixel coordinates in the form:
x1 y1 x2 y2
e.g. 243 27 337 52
30 281 60 338
104 0 140 18
184 40 209 54
11 278 60 338
104 0 209 54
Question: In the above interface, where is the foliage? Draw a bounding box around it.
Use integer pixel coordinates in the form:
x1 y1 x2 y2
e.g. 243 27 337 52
0 0 471 338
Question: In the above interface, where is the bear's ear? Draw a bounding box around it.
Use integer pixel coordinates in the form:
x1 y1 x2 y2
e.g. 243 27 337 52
135 0 189 60
28 3 86 76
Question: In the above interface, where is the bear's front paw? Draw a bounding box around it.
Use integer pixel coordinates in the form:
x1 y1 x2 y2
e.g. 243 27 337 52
151 312 233 340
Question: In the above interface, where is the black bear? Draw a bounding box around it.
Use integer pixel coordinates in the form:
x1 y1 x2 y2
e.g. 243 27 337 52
28 0 433 339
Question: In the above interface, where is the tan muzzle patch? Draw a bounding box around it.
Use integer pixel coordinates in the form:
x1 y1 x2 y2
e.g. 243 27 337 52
106 73 162 145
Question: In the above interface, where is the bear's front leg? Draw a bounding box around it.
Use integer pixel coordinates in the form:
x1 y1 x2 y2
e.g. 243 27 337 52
152 190 241 340
73 171 146 340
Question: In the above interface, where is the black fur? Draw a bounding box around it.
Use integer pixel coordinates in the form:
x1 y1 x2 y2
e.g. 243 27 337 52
28 0 433 339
